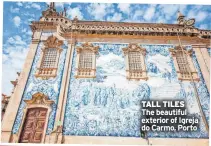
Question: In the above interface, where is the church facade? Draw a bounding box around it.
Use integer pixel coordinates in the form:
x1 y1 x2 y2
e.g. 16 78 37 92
1 3 211 145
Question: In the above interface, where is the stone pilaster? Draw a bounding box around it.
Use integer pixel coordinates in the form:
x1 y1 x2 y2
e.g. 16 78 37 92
50 39 75 144
1 31 42 143
192 44 210 93
200 48 210 72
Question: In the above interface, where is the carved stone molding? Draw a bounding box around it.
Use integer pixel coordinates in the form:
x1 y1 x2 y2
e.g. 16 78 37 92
13 92 54 143
24 92 54 106
177 11 195 27
35 35 63 79
44 35 64 48
122 43 146 55
30 20 211 40
75 42 99 78
42 2 67 18
192 44 208 48
67 39 76 45
169 46 193 57
122 43 148 80
30 3 211 39
169 46 199 81
76 42 99 54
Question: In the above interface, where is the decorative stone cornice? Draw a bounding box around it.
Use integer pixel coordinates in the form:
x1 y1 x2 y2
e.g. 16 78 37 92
30 4 211 39
30 17 211 39
59 20 210 39
191 44 208 48
24 92 54 106
30 21 57 33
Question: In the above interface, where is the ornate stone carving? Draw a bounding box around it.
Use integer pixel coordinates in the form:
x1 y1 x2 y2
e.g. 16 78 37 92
42 2 66 18
123 44 148 80
177 11 195 27
76 42 99 54
44 35 64 48
24 92 54 106
35 35 63 79
169 46 193 57
14 92 54 143
75 43 99 78
30 5 211 39
73 16 79 23
177 11 185 25
169 46 199 81
122 43 146 55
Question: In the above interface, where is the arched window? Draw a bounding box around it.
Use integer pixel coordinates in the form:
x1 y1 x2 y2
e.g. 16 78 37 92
123 44 148 80
169 46 199 81
35 35 63 79
75 42 99 78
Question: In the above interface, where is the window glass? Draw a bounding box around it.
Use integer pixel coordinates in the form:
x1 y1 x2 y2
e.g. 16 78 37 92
128 51 142 71
79 51 93 69
176 51 190 78
41 48 57 69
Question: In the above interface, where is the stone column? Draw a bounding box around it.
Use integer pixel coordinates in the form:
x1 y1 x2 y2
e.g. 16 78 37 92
192 44 210 93
50 39 75 144
1 31 42 143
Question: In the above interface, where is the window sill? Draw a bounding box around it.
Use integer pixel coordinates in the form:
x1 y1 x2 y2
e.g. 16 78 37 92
34 68 57 79
74 75 96 79
126 76 148 81
178 77 200 82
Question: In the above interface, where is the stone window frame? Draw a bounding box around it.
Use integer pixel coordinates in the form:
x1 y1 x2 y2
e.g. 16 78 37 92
35 35 63 79
123 44 148 80
15 92 54 143
75 42 99 79
169 46 200 81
